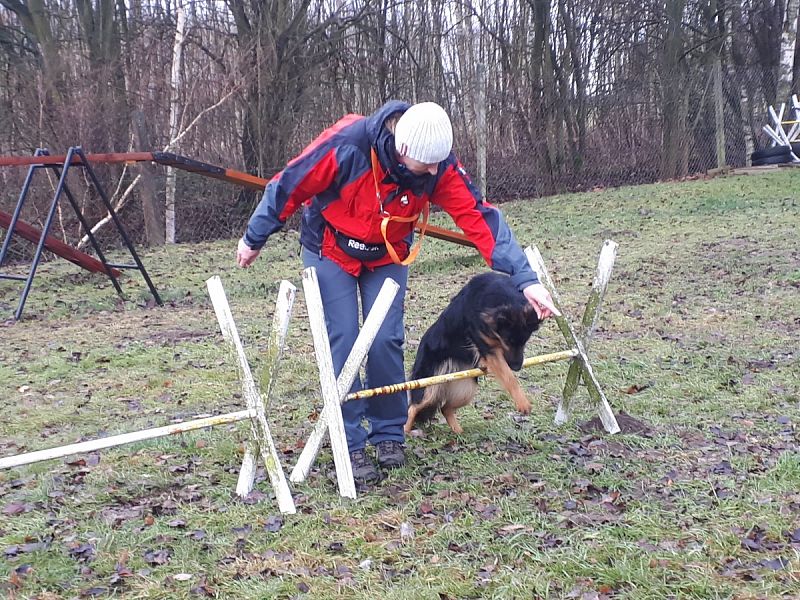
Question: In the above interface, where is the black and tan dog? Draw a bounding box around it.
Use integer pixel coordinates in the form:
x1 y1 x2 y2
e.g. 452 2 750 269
405 272 541 434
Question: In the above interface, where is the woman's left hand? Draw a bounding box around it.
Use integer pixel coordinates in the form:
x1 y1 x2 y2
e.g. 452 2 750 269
522 283 561 320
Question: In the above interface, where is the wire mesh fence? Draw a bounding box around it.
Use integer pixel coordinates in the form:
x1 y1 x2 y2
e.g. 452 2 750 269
0 67 793 269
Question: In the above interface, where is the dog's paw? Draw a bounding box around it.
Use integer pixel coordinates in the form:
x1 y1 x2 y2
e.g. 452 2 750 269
514 399 531 414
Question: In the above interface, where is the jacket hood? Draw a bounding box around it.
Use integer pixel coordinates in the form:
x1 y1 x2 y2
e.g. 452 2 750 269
365 99 438 195
365 99 410 147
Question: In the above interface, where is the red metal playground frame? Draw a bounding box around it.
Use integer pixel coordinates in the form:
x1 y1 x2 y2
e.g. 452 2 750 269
0 149 474 319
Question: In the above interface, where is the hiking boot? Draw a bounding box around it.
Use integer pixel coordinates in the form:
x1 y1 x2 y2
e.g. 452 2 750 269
375 440 406 469
349 449 382 487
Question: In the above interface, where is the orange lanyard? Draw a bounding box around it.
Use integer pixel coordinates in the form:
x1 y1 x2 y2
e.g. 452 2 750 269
370 148 429 266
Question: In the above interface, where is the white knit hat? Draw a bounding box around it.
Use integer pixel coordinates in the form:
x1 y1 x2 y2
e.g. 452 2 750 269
394 102 453 164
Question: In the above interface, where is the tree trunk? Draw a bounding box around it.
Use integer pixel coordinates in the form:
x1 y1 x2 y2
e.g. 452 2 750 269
660 0 690 179
132 110 165 246
165 5 187 244
476 63 487 198
794 8 800 95
777 0 800 102
74 0 129 152
729 0 756 162
708 0 726 167
558 0 586 166
713 57 727 167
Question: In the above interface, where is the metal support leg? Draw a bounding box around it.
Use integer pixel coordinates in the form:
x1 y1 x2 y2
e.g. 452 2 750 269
74 147 162 305
14 148 80 320
0 149 47 269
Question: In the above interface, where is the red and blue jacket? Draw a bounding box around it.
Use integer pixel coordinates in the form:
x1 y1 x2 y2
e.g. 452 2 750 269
243 100 539 289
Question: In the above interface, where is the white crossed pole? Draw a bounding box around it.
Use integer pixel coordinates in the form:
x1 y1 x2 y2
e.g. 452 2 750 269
290 268 400 497
206 276 297 514
525 241 620 433
763 94 800 162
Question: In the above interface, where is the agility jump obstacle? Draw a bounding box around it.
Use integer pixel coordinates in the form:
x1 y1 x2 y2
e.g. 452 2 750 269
0 274 298 511
0 241 619 513
290 240 621 495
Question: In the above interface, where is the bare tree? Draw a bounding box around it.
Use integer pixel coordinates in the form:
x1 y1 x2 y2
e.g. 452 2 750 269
777 0 799 101
165 4 187 244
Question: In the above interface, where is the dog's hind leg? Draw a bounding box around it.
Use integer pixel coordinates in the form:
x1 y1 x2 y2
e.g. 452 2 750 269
482 351 531 414
440 377 477 434
405 387 439 433
404 402 421 433
441 405 463 434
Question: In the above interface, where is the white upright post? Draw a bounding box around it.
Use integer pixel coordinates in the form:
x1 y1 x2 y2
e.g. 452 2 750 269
207 276 297 514
557 240 618 424
301 267 357 499
233 280 297 496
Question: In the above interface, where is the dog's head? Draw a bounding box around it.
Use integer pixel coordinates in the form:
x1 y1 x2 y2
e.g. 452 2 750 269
479 303 541 371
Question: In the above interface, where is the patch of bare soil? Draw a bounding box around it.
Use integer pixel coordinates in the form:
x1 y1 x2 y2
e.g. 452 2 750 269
579 410 652 435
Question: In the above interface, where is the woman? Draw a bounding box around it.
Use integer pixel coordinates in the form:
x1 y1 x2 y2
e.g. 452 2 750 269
236 100 557 486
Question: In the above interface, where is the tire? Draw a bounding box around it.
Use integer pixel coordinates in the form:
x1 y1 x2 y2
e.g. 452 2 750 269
751 152 793 167
751 145 791 161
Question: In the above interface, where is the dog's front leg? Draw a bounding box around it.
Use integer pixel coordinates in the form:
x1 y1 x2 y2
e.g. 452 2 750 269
482 351 531 414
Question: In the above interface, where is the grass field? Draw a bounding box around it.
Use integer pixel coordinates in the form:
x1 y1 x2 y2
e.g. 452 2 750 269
1 170 798 599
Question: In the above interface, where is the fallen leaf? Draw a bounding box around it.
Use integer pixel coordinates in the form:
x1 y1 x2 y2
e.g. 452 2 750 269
263 516 283 533
400 522 414 540
3 502 29 516
143 548 170 565
624 383 651 394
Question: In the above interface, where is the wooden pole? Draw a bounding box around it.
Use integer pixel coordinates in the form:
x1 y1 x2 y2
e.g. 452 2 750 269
207 276 296 514
0 210 121 277
0 410 254 470
235 280 296 497
344 349 579 403
301 267 357 499
558 240 617 424
525 246 620 434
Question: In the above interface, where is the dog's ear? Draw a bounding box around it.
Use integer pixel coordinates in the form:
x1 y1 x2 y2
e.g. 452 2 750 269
479 307 508 342
523 302 542 327
482 305 523 334
479 307 500 330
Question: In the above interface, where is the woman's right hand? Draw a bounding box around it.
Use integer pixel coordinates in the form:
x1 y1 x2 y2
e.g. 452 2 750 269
236 238 261 268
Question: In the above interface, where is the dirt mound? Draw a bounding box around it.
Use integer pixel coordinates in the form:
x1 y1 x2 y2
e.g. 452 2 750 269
579 410 651 435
